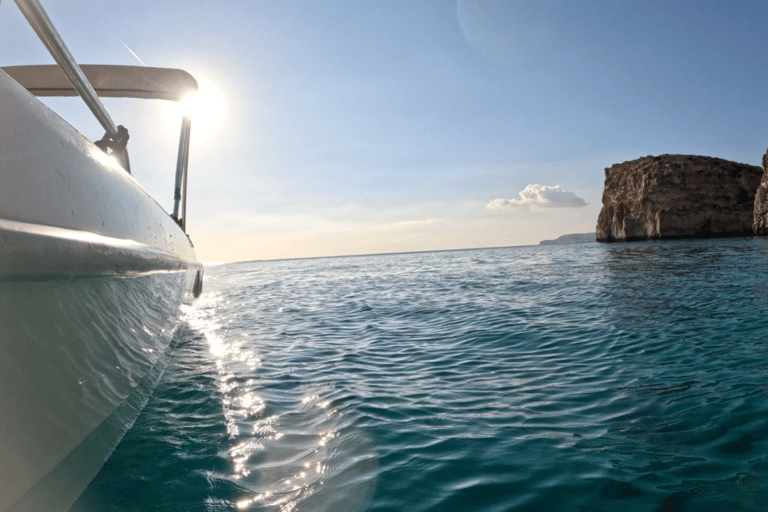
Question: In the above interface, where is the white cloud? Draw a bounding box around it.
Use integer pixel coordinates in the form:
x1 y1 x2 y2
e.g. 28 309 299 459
487 184 588 209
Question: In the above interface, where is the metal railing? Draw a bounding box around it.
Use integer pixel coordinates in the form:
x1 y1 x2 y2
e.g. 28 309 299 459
173 116 192 230
14 0 120 139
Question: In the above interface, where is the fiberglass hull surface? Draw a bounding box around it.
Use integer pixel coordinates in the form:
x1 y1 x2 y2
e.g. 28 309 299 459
0 70 202 510
0 273 195 512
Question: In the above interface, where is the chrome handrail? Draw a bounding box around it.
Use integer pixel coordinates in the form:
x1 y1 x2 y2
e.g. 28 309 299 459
14 0 120 138
172 115 192 229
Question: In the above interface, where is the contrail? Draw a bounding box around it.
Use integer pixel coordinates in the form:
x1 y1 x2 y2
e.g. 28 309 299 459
120 41 147 66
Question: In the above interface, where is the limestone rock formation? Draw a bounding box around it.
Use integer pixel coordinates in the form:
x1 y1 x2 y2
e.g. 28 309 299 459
753 147 768 235
596 154 762 242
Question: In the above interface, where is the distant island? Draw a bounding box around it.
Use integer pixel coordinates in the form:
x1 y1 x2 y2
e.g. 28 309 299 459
539 233 596 245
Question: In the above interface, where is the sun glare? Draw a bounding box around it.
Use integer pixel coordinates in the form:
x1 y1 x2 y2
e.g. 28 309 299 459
164 81 225 141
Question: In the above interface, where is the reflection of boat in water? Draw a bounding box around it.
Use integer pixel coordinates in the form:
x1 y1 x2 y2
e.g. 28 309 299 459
1 1 203 510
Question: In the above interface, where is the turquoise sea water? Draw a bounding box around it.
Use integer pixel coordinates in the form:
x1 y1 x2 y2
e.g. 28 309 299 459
76 238 768 511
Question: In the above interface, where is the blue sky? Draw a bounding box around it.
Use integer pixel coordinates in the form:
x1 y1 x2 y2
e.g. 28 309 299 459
3 0 767 261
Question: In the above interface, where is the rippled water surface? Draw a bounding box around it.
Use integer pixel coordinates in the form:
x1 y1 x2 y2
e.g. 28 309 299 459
77 238 768 511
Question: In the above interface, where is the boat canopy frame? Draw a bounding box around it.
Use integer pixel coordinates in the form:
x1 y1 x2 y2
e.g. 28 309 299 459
6 0 198 231
2 64 198 102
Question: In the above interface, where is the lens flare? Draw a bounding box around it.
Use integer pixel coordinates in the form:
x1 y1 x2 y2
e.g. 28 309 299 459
164 81 225 141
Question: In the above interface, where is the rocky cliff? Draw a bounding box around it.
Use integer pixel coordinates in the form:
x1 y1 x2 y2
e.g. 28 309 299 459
753 147 768 235
596 154 762 242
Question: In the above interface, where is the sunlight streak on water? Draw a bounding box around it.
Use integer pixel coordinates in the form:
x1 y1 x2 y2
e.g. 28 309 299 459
179 283 378 512
183 294 267 478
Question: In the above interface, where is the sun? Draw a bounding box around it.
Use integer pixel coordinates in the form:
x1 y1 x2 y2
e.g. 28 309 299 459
163 81 225 141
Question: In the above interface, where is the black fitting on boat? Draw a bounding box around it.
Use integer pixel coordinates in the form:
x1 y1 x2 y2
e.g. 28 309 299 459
95 125 131 174
95 124 129 151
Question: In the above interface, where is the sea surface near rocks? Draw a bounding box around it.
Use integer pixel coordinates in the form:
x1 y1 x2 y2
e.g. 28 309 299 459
77 238 768 511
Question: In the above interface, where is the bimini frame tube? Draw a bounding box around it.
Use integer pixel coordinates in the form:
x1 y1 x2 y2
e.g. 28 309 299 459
172 115 192 230
14 0 120 139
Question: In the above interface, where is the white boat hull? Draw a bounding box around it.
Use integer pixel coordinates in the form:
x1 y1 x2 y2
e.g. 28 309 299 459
0 273 193 512
1 69 202 511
